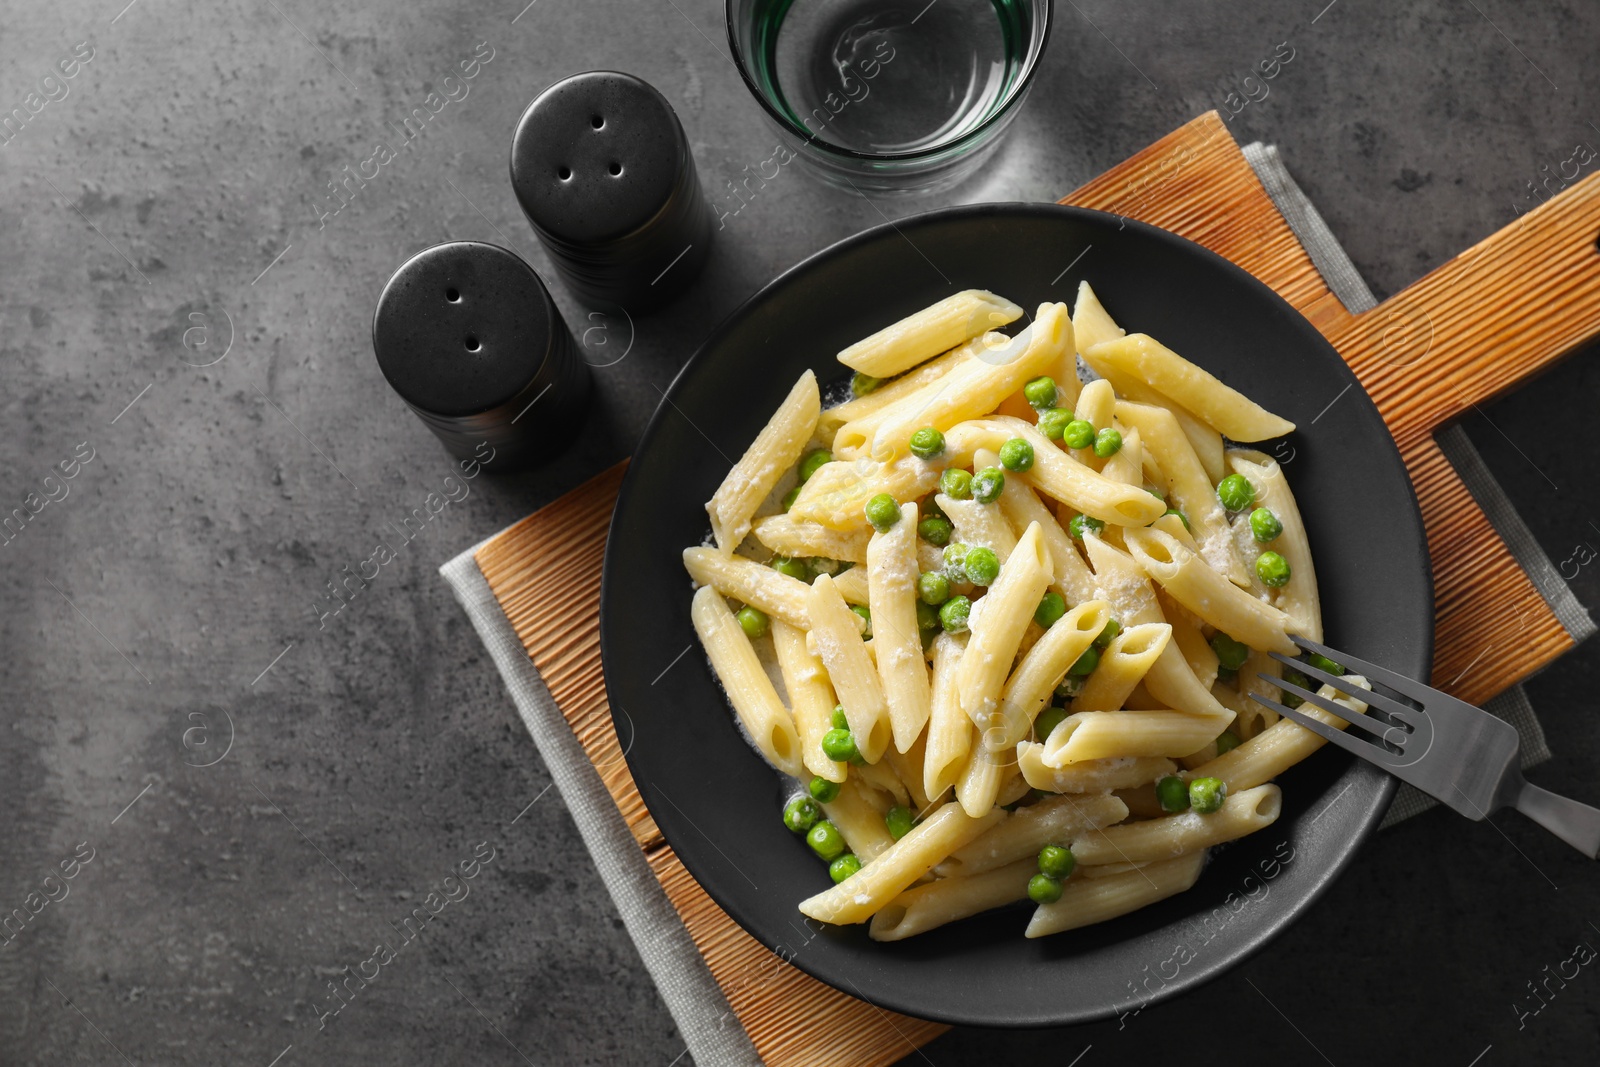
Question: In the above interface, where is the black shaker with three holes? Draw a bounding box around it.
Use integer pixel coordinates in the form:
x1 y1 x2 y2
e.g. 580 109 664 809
371 240 590 470
510 71 713 311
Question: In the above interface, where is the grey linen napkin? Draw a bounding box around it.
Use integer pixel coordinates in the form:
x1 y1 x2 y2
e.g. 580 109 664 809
439 144 1594 1063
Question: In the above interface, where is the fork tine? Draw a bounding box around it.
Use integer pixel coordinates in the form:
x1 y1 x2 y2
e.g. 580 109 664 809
1267 652 1423 728
1286 635 1422 699
1249 694 1406 768
1263 672 1406 741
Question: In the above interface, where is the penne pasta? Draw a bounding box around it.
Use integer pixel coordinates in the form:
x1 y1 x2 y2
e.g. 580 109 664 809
1085 333 1296 442
1017 744 1176 794
788 454 943 532
798 802 1004 924
706 370 820 552
689 587 805 778
1124 528 1296 655
923 632 972 803
870 858 1036 941
1042 709 1231 764
1193 678 1370 792
752 511 872 565
838 290 1024 378
771 619 846 782
683 546 821 631
954 725 1009 818
1025 852 1207 937
1229 449 1322 641
1071 784 1283 866
828 332 1010 454
992 600 1111 746
1070 622 1171 712
958 523 1053 736
830 564 870 605
820 776 898 864
940 793 1129 878
868 502 933 753
996 474 1099 607
806 574 893 762
938 493 1018 559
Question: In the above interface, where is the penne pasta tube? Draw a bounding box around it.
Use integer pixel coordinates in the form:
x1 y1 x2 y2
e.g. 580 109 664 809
997 474 1098 606
830 564 870 605
1085 333 1296 442
1162 611 1219 692
1025 852 1206 937
1099 424 1143 486
1115 400 1245 584
1078 354 1226 485
752 511 872 565
856 758 911 809
798 802 1004 924
706 370 820 552
992 600 1111 747
1017 744 1176 794
838 289 1024 378
869 502 933 753
1070 622 1171 712
886 727 934 815
1124 528 1296 655
806 574 893 762
1071 280 1124 353
958 523 1053 735
937 493 1017 559
1043 710 1230 764
923 632 972 803
820 776 897 864
1071 783 1282 866
771 619 846 782
1081 536 1234 724
941 793 1129 878
869 303 1070 462
1235 647 1283 738
683 546 822 631
1192 677 1370 792
869 858 1036 942
1229 449 1322 641
1075 378 1116 437
688 587 805 777
788 454 942 532
828 332 1009 453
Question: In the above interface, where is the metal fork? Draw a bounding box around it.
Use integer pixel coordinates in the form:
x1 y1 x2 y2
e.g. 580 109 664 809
1249 635 1600 858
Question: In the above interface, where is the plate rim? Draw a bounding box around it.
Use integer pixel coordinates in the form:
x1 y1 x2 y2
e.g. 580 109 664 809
599 200 1430 1027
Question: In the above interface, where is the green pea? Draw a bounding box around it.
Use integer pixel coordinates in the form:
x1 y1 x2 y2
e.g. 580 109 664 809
736 606 769 640
865 493 901 532
1164 508 1191 532
806 819 847 861
1093 619 1120 650
1093 428 1123 458
1210 632 1249 671
782 485 800 510
772 556 809 580
1024 376 1058 409
1037 407 1073 441
1027 873 1063 904
885 805 914 840
1053 676 1083 702
915 600 940 633
919 571 951 606
908 427 945 459
821 729 859 763
1068 513 1106 540
828 853 862 883
1216 473 1255 511
798 449 832 483
1215 730 1241 756
831 704 849 730
1256 551 1291 588
964 546 1000 586
1034 705 1069 742
1068 645 1100 676
1189 776 1227 814
1281 669 1309 709
1037 844 1076 879
850 604 872 638
1306 653 1345 676
940 468 973 499
1063 419 1096 450
808 776 841 803
1249 507 1283 543
1035 591 1066 628
850 372 885 398
1217 666 1238 685
1156 775 1190 813
939 595 972 633
972 466 1006 504
999 438 1035 472
783 795 821 833
942 542 969 583
917 515 954 546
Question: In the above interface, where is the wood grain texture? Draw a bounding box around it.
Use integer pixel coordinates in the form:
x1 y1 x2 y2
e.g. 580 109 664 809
471 113 1590 1064
1062 111 1586 704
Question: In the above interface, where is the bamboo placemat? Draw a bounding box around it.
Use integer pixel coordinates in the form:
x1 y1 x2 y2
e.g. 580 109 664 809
474 112 1598 1065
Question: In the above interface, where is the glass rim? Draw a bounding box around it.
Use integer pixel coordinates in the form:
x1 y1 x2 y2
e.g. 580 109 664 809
724 0 1055 164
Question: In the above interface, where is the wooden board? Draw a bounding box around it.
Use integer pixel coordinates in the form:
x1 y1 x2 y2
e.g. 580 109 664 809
474 112 1596 1065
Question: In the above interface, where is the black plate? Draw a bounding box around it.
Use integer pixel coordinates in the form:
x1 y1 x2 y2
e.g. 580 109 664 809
599 203 1430 1027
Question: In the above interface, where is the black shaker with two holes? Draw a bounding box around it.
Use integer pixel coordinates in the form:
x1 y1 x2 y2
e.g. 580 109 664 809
510 70 713 311
371 240 590 470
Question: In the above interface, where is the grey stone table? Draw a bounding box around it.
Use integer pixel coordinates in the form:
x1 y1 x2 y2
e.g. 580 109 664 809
3 0 1598 1064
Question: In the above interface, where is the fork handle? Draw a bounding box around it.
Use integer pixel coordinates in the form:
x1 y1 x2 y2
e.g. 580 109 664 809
1514 782 1600 859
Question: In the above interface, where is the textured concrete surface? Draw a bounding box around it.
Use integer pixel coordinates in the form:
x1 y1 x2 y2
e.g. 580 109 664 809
2 0 1598 1064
